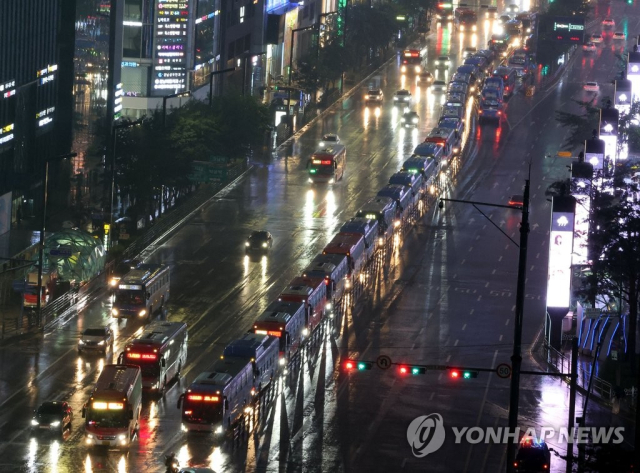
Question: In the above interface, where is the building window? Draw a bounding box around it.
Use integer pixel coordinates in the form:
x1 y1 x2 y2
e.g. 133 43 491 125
309 2 315 20
240 6 245 23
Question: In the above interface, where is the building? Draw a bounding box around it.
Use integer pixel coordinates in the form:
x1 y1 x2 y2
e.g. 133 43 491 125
0 0 76 222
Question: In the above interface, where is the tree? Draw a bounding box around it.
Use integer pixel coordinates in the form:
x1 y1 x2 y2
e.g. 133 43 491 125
617 101 640 154
346 4 397 66
555 99 602 150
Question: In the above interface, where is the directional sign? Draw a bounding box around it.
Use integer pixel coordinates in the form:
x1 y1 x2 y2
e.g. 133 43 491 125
376 355 392 370
49 247 73 257
496 363 512 379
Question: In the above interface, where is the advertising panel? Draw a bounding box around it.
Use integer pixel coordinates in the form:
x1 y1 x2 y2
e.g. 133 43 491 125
153 0 191 93
547 211 575 308
552 16 585 43
0 192 11 237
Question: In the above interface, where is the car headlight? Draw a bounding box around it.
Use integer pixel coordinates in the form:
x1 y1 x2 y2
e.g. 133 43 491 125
31 419 39 426
308 178 313 183
435 61 439 65
401 65 406 72
118 434 126 441
79 340 85 345
111 308 118 316
139 309 146 317
262 242 267 248
401 118 406 122
412 118 418 123
245 242 250 247
109 279 118 287
98 340 105 346
50 421 60 427
415 66 421 72
279 357 286 366
215 426 223 434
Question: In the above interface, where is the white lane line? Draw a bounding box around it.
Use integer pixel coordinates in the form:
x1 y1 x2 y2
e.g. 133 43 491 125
505 319 510 326
446 355 451 362
477 295 482 301
469 246 473 252
499 335 503 341
511 305 516 311
492 269 496 274
498 256 503 262
461 259 466 264
462 324 467 331
470 309 474 315
429 392 435 401
530 265 535 271
454 339 459 346
485 282 489 288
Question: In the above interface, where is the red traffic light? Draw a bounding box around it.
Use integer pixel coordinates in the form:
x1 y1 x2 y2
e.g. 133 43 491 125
450 370 460 378
398 365 409 375
344 360 356 371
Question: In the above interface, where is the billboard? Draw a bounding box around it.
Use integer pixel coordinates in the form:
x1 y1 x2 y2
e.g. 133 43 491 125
547 203 575 308
552 16 585 43
153 0 192 93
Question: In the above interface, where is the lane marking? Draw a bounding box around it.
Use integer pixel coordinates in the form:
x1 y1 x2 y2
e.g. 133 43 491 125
462 324 467 331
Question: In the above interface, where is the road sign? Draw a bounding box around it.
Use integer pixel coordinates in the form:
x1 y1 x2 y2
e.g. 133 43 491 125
496 363 512 379
49 247 73 257
376 355 392 370
556 151 572 157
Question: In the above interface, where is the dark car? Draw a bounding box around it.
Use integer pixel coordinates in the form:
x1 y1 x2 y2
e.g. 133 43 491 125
109 259 141 291
31 401 73 435
78 326 114 354
401 111 420 127
245 231 273 253
514 437 551 472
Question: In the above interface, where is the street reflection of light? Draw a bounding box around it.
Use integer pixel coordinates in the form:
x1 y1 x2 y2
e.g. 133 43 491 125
134 326 144 337
304 189 315 238
243 254 250 276
97 358 104 375
471 33 478 48
208 446 224 471
118 455 127 473
400 74 406 88
412 127 419 147
374 107 381 118
49 440 60 473
178 444 190 468
149 401 158 429
84 454 93 473
325 190 337 234
363 107 370 128
27 437 37 470
76 357 84 383
414 85 421 103
261 255 268 281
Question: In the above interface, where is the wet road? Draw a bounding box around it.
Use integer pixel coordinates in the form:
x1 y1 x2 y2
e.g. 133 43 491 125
0 1 638 472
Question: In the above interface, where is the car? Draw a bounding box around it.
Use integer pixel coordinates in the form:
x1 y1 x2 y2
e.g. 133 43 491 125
463 47 477 59
498 14 511 24
514 436 551 472
393 89 412 103
319 133 340 147
591 34 603 43
487 6 498 17
508 195 524 206
246 230 273 253
602 18 615 27
418 70 434 84
78 326 114 353
435 55 451 68
506 4 519 13
401 111 420 127
365 89 383 102
613 32 626 40
583 81 599 92
432 80 447 91
31 401 73 435
582 42 596 52
108 259 141 290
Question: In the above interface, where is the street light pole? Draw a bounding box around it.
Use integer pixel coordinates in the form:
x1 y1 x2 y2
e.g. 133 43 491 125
208 67 237 105
288 25 316 118
162 90 192 128
506 178 530 472
36 152 77 327
439 179 531 473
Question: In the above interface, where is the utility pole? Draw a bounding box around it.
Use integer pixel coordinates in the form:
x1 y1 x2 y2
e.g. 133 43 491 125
506 178 530 472
566 337 578 473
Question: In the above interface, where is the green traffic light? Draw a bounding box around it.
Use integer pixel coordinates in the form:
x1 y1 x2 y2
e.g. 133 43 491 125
463 371 471 379
357 362 366 370
411 366 426 375
357 361 372 371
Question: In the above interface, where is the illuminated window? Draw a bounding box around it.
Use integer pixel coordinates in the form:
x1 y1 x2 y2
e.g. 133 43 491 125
240 6 245 23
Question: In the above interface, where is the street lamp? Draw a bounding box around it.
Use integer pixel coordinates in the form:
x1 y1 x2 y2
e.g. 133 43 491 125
439 179 531 473
162 90 192 128
109 118 145 250
36 152 77 327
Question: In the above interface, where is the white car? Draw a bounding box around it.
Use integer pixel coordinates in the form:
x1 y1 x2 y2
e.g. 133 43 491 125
583 82 599 92
613 32 625 40
365 89 383 102
432 80 447 91
435 56 451 68
78 326 114 354
602 18 615 28
582 42 596 52
319 134 340 147
506 4 519 13
591 34 603 43
393 89 412 103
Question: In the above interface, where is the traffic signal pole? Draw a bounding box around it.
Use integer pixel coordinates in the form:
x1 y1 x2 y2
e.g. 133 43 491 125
506 178 530 472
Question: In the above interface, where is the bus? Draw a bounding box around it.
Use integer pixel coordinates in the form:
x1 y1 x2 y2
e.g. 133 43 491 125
377 185 415 226
119 321 188 393
457 9 477 31
279 276 327 333
303 253 350 302
356 197 398 244
489 33 511 56
401 49 422 74
389 171 425 198
323 233 367 277
308 144 346 184
435 2 454 21
340 218 380 262
253 300 307 358
112 264 170 321
508 49 531 77
177 334 278 434
425 127 458 163
83 364 142 449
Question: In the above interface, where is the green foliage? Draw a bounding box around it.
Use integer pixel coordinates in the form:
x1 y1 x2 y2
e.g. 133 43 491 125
346 4 398 65
617 101 640 153
554 99 601 149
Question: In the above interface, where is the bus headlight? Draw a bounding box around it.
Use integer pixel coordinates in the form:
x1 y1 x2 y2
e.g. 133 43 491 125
378 237 383 245
50 421 60 427
279 358 286 366
401 65 406 72
308 178 313 183
86 437 93 445
109 278 118 287
329 178 334 184
31 419 39 426
472 25 477 32
245 241 250 247
394 220 401 227
415 66 421 72
326 303 332 311
262 242 268 248
302 328 309 336
138 309 147 317
412 118 418 123
111 308 119 316
215 426 223 434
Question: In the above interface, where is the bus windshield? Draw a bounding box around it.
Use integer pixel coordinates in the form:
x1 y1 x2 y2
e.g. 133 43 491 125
115 290 145 306
509 57 525 65
184 397 223 422
87 408 128 429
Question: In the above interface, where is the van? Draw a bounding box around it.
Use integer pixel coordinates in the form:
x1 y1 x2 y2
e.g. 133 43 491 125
492 66 516 98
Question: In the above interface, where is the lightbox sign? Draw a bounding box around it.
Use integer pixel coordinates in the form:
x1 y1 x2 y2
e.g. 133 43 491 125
153 0 191 93
553 17 585 43
266 0 288 12
628 52 640 103
615 79 632 115
547 205 575 308
585 138 605 171
599 108 619 165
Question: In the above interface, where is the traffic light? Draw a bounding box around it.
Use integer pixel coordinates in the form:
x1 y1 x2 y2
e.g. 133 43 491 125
450 369 479 379
398 365 426 375
344 359 372 371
